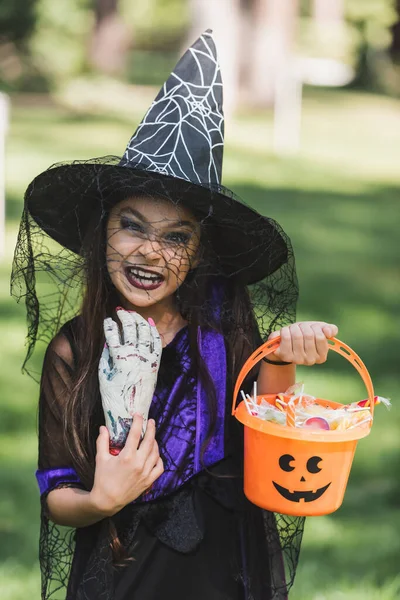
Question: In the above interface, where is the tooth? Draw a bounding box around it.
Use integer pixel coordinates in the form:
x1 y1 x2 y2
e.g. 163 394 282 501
127 267 161 282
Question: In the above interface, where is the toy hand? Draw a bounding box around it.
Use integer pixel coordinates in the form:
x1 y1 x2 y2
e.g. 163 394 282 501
267 321 338 366
98 308 162 454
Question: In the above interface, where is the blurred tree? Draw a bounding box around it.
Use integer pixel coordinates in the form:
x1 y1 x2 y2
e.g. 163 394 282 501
0 0 38 89
345 0 397 51
29 0 92 86
1 0 396 96
121 0 188 85
121 0 188 51
313 0 344 23
246 0 299 107
186 0 300 111
345 0 398 89
298 0 354 67
298 0 398 92
0 0 37 47
89 0 131 74
390 0 400 58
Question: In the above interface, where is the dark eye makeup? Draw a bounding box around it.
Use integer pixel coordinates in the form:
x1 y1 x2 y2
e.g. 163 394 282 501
164 231 191 245
120 216 192 245
120 216 145 234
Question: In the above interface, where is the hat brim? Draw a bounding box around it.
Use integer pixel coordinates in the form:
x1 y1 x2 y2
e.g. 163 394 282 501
26 159 290 285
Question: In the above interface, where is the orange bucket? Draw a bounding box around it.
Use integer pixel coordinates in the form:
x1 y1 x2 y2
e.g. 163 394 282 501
232 337 374 516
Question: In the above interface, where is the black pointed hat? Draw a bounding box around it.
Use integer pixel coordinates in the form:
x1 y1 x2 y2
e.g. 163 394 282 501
26 30 289 284
120 29 224 186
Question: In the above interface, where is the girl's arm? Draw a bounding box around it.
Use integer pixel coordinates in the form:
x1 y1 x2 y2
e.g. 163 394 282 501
257 321 338 394
46 486 108 528
257 362 296 395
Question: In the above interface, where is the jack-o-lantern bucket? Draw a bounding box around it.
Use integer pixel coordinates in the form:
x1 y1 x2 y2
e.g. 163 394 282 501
232 337 374 516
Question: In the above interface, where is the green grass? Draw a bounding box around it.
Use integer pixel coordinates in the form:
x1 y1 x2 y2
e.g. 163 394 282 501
1 87 399 599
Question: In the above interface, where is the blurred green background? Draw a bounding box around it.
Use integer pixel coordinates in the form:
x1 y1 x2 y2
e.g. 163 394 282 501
1 1 400 599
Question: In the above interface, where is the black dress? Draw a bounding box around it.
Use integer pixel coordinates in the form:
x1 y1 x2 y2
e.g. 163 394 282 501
38 320 302 600
64 462 278 600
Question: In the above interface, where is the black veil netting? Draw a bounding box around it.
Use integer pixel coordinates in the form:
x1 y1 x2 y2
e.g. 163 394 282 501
11 157 304 600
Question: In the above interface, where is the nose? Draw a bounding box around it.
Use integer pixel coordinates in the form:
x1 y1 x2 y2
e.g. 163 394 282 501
137 236 164 263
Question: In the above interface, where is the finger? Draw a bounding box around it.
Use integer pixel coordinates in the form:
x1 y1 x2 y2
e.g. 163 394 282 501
104 317 120 348
143 441 160 477
117 309 137 345
148 456 164 483
299 321 338 338
299 322 318 365
311 323 329 363
137 419 156 458
322 323 338 339
121 414 143 454
273 326 292 361
268 330 280 340
96 426 110 459
288 323 305 362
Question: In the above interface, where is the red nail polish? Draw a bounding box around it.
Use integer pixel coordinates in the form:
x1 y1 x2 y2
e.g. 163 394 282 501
110 447 121 456
148 318 155 326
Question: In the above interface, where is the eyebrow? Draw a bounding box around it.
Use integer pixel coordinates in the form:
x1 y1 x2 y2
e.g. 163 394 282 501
119 206 197 230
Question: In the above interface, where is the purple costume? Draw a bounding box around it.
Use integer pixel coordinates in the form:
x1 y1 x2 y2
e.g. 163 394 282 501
36 326 226 501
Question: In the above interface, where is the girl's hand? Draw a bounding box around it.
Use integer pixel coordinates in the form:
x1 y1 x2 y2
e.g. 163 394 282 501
267 321 338 366
90 415 164 517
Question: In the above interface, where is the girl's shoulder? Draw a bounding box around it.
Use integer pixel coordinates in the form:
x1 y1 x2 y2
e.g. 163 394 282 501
47 315 82 369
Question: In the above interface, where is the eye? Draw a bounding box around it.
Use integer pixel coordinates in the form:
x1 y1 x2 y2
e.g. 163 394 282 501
307 456 322 473
165 231 191 245
120 217 145 234
279 454 295 472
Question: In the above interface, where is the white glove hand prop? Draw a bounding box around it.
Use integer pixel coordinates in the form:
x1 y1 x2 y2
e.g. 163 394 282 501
99 309 162 455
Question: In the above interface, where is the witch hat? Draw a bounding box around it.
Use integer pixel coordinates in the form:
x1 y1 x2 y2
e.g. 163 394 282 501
25 30 289 284
120 29 224 186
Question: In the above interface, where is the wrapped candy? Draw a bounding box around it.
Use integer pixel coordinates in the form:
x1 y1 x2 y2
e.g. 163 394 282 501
240 381 390 431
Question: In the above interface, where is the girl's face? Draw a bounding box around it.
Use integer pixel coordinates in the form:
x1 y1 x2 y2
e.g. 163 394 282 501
106 196 201 310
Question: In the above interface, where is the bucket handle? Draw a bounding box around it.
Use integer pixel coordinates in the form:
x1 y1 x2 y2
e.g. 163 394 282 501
232 336 375 417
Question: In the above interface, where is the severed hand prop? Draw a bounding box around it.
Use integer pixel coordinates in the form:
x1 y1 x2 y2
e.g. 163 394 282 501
98 309 162 454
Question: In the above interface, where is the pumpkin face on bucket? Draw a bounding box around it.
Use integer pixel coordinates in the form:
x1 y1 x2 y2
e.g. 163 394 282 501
242 421 363 516
243 428 363 515
272 453 331 503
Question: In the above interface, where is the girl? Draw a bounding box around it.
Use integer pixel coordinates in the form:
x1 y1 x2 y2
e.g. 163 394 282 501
12 31 337 599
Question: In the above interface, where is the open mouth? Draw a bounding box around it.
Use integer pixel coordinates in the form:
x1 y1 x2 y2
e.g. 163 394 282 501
272 481 331 502
124 266 165 291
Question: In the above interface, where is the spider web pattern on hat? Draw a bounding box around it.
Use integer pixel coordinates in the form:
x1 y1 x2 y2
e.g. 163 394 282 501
121 29 224 187
21 27 289 281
